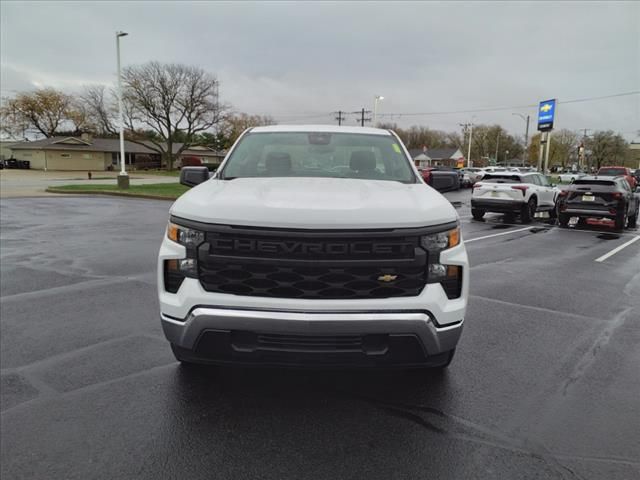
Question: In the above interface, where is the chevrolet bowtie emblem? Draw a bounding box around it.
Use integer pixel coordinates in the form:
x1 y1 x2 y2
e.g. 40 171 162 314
540 103 552 113
377 274 398 283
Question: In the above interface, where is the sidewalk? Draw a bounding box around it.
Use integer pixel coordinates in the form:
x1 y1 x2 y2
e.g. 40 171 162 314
0 170 179 198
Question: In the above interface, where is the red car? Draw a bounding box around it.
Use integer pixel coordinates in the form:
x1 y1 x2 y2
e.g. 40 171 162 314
596 166 637 189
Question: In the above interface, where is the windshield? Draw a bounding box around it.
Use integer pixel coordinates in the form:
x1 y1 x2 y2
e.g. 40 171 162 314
482 174 522 183
574 179 615 186
220 132 417 183
598 168 625 175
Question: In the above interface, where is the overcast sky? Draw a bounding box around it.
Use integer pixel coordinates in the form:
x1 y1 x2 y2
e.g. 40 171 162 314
1 1 638 140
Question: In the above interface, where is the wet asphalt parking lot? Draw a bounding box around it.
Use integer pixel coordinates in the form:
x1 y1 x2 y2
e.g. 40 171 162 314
1 191 639 480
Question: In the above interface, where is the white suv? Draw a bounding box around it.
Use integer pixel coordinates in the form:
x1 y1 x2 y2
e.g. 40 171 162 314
158 125 469 369
471 172 558 222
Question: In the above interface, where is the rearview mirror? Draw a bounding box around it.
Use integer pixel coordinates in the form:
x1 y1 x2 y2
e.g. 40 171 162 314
180 166 210 187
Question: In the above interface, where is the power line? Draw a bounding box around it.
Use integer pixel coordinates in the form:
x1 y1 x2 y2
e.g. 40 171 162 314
244 90 640 123
375 91 640 118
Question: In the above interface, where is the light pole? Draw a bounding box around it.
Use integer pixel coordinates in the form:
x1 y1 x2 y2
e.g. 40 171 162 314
116 31 129 189
512 113 530 167
373 95 384 126
505 149 510 166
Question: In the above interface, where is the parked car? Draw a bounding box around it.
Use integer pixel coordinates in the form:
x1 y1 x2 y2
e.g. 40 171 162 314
460 167 484 187
418 166 461 192
632 169 640 185
558 171 587 183
596 166 637 189
471 172 558 223
556 176 638 230
159 125 469 370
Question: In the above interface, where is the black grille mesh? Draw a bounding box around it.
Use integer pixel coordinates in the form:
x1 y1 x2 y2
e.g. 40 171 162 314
199 261 426 299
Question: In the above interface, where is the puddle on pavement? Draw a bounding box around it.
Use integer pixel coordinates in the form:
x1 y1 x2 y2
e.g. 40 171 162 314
529 227 550 233
597 233 621 240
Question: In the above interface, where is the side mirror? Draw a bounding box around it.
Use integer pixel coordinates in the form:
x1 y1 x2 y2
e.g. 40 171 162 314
180 166 210 187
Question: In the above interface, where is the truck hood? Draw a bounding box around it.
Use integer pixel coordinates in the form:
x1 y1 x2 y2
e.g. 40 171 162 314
170 177 458 229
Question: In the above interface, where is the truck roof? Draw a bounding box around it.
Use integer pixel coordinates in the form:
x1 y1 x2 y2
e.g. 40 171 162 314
250 125 392 136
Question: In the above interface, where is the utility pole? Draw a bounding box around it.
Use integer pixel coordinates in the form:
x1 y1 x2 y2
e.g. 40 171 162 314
495 131 500 164
334 111 346 126
352 108 371 127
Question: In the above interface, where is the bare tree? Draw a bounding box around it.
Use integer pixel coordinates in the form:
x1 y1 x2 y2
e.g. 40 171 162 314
79 85 118 136
217 112 276 149
121 62 226 169
587 130 628 169
548 129 579 168
0 88 71 138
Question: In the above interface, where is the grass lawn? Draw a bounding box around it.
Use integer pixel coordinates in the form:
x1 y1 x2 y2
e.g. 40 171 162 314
47 183 190 199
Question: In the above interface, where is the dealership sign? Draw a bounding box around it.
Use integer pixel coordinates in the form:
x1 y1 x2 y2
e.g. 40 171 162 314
537 99 556 131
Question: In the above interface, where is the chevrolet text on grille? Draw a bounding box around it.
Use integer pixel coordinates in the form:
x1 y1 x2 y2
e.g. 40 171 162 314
210 238 414 255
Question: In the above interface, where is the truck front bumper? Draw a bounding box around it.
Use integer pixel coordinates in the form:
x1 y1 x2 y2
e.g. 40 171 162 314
162 307 463 367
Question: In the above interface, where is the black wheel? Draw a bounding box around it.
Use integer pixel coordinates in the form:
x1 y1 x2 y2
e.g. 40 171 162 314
521 196 537 223
614 208 627 231
548 205 557 219
628 205 638 228
471 208 485 221
558 212 570 228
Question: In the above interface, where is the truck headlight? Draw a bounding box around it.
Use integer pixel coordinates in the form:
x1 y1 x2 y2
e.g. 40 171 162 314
420 227 460 252
164 223 204 290
167 222 205 247
422 226 463 299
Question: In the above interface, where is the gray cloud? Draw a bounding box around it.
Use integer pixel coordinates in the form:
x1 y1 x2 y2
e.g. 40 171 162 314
1 1 638 139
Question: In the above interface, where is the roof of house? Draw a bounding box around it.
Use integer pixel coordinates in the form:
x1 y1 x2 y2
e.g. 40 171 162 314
8 136 225 156
425 148 462 160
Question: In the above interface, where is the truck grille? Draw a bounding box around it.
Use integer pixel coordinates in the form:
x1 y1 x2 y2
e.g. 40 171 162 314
197 228 428 299
199 262 426 299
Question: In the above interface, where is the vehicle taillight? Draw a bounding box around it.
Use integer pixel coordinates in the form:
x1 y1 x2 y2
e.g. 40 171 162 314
612 192 622 199
471 182 482 193
558 190 568 197
511 185 529 196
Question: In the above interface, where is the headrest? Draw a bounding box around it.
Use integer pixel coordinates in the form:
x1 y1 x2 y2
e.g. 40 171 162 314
265 152 292 173
350 151 376 172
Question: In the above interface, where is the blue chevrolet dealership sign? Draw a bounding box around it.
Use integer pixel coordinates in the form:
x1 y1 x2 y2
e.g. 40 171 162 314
537 99 556 131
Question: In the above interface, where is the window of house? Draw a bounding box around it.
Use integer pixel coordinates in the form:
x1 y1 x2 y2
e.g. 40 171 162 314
83 154 92 159
61 153 71 158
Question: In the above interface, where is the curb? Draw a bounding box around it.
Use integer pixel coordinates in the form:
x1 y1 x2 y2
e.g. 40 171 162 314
45 188 178 201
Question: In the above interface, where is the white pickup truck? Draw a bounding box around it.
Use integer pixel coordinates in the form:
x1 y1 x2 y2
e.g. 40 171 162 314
157 125 469 370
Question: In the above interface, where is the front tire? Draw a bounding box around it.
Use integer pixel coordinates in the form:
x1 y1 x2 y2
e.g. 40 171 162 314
558 212 570 228
521 197 537 223
471 208 485 221
628 205 638 228
614 207 627 231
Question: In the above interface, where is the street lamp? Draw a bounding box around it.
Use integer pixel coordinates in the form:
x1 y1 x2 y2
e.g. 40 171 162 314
373 95 384 126
505 149 510 165
512 112 530 167
116 31 129 189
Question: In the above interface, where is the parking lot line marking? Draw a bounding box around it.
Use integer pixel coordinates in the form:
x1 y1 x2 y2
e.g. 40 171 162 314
594 235 640 263
464 227 532 244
